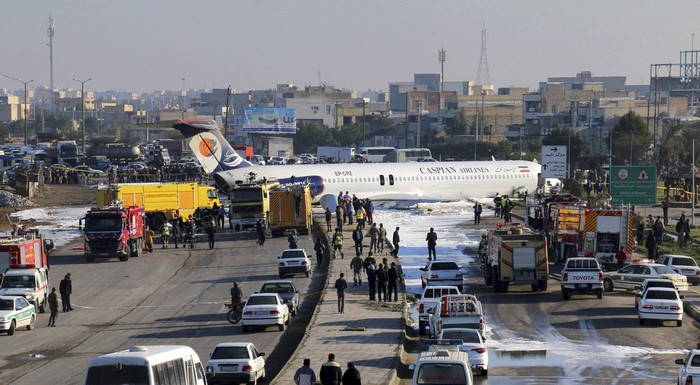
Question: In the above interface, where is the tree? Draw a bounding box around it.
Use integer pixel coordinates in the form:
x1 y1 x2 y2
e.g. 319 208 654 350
294 123 338 154
611 111 651 165
444 110 469 137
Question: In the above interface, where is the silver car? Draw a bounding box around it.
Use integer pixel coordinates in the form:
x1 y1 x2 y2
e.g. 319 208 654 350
259 280 300 316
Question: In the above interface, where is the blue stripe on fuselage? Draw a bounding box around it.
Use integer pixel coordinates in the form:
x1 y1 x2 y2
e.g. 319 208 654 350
277 175 325 196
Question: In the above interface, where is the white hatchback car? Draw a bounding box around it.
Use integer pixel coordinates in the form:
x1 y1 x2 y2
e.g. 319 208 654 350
206 342 265 385
438 329 489 376
657 254 700 286
278 249 312 278
241 293 290 333
637 287 684 327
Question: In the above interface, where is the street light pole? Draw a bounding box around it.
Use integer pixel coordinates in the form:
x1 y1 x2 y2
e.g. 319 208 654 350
73 77 92 154
362 98 368 146
1 74 34 145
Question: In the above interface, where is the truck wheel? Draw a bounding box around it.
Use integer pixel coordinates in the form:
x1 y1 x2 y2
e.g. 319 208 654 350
538 280 548 291
484 269 492 286
562 290 570 300
603 278 614 292
234 224 242 232
7 320 15 336
119 254 129 262
639 318 645 325
677 320 682 327
597 289 603 299
491 270 500 292
502 282 509 293
86 255 95 262
531 284 539 292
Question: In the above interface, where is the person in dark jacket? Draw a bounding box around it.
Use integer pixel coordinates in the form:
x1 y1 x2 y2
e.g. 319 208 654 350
391 227 400 258
341 362 361 385
426 228 438 260
314 238 326 268
320 353 342 385
335 273 348 313
645 232 657 261
375 264 387 302
325 208 333 232
387 262 402 302
59 273 73 312
206 223 216 249
352 226 363 256
48 287 58 326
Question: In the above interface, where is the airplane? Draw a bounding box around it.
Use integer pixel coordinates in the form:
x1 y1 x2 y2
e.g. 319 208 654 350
173 119 541 209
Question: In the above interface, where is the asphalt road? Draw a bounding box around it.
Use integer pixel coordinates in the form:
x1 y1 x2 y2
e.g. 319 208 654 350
0 228 324 385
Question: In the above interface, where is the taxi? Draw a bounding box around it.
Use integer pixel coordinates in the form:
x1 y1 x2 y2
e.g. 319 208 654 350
603 263 689 292
0 295 37 335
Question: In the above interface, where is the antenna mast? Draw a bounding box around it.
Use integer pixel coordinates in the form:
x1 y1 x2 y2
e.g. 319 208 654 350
476 22 491 86
48 15 55 112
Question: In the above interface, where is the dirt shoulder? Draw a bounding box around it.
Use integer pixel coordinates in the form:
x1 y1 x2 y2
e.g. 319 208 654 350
0 183 96 232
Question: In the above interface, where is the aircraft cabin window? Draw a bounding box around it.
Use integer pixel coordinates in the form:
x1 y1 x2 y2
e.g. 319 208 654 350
389 175 394 185
380 175 385 186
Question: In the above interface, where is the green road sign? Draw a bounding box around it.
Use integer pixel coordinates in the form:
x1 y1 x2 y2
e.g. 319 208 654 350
610 165 657 205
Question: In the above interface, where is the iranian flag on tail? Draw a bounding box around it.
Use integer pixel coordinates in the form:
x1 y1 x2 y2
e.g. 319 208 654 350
519 165 530 173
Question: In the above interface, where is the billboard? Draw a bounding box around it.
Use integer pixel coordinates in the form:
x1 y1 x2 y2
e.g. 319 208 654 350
541 145 567 178
610 165 657 205
242 108 297 134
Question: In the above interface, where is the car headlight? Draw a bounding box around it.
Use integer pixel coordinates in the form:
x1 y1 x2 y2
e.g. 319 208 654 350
206 365 213 374
0 317 6 322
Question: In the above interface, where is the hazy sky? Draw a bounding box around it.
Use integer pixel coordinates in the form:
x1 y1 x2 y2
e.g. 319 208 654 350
1 0 698 95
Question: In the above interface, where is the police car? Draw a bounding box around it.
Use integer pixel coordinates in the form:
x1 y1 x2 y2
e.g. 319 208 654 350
0 295 37 335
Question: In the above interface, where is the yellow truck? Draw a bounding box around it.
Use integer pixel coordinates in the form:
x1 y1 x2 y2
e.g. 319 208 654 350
97 182 219 230
228 179 279 231
268 184 312 236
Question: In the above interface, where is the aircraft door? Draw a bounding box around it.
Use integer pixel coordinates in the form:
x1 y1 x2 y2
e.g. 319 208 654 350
380 175 385 186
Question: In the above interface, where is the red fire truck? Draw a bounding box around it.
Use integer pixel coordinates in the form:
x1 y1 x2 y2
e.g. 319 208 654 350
0 230 52 312
81 205 145 262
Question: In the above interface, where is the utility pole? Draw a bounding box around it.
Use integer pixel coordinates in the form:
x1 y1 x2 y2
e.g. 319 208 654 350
1 73 34 146
224 85 232 139
181 78 186 120
438 48 445 92
48 15 55 113
73 77 92 154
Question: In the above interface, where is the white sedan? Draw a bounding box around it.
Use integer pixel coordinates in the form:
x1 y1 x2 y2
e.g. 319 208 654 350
278 249 312 278
675 349 700 385
637 287 683 327
0 296 36 335
206 342 266 385
241 293 290 333
438 328 489 376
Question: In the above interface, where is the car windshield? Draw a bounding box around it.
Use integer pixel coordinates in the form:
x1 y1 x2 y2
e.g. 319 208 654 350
1 276 35 289
85 216 122 232
281 251 305 259
0 299 13 310
651 265 676 275
261 283 294 294
645 290 678 300
646 281 675 289
211 346 249 360
247 295 278 305
431 262 459 270
442 330 481 343
672 258 698 267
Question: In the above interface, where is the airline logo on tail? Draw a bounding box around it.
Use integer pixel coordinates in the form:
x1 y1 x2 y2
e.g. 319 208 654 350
181 123 249 173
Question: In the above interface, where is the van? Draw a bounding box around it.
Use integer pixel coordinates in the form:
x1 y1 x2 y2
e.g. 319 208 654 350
84 345 207 385
0 267 49 313
412 340 473 385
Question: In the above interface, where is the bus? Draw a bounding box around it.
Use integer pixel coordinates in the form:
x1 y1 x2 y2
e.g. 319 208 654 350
383 148 432 163
84 345 207 385
357 147 396 162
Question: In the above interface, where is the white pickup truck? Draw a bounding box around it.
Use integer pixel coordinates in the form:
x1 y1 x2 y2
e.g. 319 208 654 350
417 285 461 335
560 257 604 300
428 294 484 338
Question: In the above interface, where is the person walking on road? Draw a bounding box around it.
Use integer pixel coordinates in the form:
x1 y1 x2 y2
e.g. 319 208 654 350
350 253 364 286
335 273 348 313
256 219 266 246
341 362 361 385
325 208 333 232
171 219 180 249
332 228 344 259
288 230 299 249
320 354 343 385
645 232 657 261
294 358 317 385
336 205 344 232
366 258 377 301
473 202 483 225
376 263 387 302
144 226 155 253
206 223 216 249
615 247 629 270
352 225 363 256
59 273 73 312
47 287 58 327
377 223 386 253
314 238 326 268
662 198 669 226
391 227 401 258
368 223 379 253
493 193 501 217
387 262 401 302
426 228 437 260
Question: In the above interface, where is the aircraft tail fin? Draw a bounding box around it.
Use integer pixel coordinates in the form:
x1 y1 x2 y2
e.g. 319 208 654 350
172 119 252 174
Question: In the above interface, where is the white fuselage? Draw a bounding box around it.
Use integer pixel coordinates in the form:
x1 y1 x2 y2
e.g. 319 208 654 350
214 160 540 203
